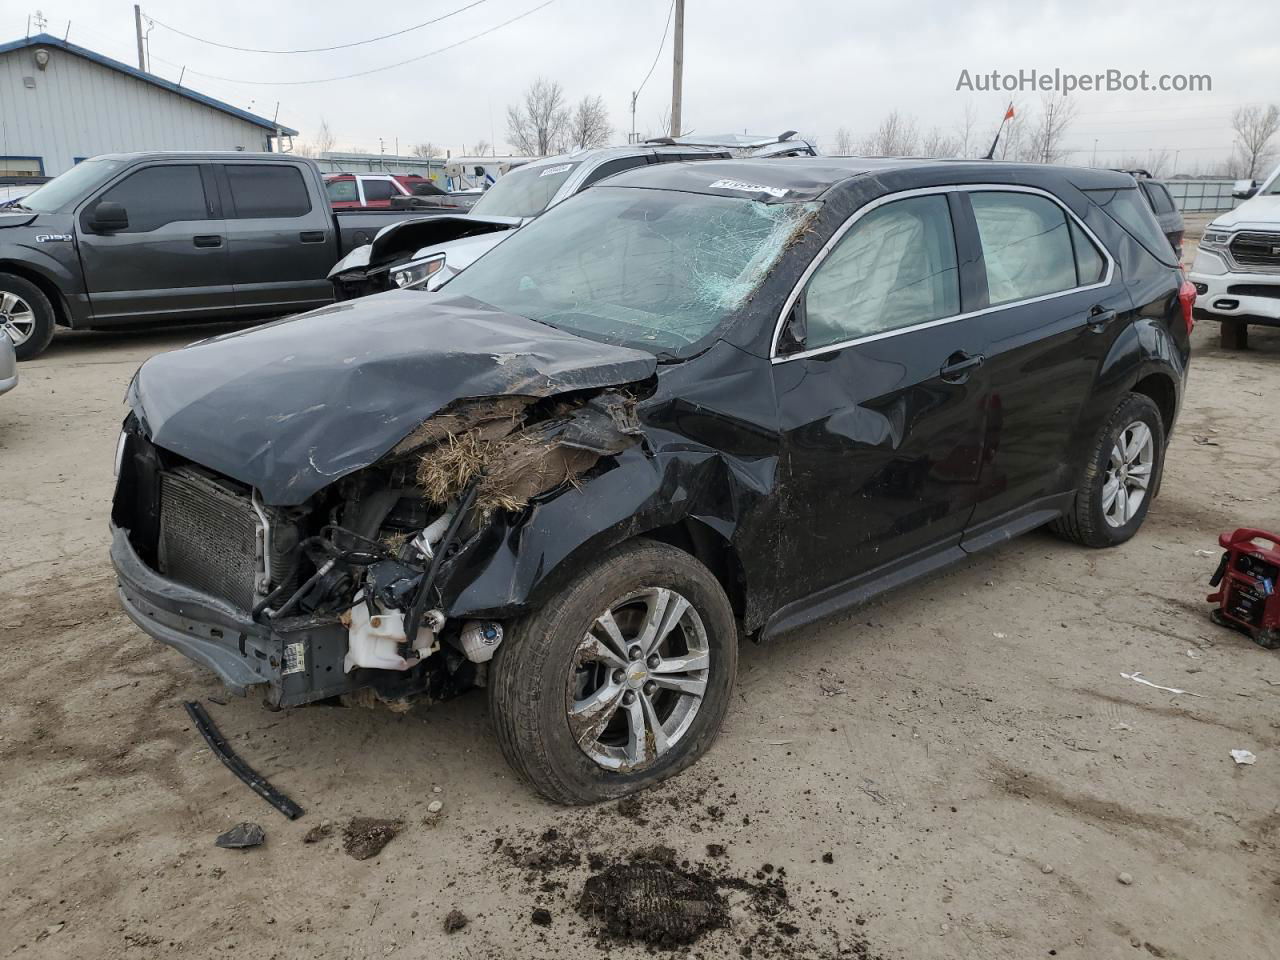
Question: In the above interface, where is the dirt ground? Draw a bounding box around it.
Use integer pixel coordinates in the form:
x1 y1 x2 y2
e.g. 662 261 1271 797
4 248 1280 958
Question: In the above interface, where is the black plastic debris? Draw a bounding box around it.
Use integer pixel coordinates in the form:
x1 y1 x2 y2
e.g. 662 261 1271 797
215 822 265 849
184 701 304 820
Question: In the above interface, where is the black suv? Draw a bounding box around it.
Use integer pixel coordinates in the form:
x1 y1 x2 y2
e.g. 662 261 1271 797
112 158 1192 803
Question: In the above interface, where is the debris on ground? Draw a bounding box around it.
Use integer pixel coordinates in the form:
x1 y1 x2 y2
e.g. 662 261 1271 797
578 849 729 946
1117 872 1134 885
1230 749 1257 766
822 852 835 864
215 822 265 849
34 923 64 942
531 907 553 926
1192 435 1219 446
342 817 401 860
1120 672 1202 697
302 821 332 844
443 909 469 933
427 799 444 814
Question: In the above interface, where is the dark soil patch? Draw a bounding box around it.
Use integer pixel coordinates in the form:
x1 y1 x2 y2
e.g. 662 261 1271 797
578 858 728 946
342 817 401 860
443 909 468 933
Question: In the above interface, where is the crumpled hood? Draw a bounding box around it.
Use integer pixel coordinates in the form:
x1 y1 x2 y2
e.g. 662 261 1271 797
329 214 522 276
127 290 657 504
1211 194 1280 230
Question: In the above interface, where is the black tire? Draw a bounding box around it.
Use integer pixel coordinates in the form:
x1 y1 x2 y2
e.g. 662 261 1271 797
0 272 56 361
1050 393 1165 548
488 538 738 805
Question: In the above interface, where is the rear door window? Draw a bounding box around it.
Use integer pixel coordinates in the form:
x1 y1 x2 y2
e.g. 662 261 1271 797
95 164 208 232
360 179 399 201
803 194 960 348
224 164 312 218
970 192 1078 305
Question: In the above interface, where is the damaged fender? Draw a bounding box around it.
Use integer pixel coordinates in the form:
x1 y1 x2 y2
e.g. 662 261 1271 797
436 340 786 635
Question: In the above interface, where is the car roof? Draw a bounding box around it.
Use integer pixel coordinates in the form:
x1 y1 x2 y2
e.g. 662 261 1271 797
514 144 731 172
599 156 1140 202
88 151 301 163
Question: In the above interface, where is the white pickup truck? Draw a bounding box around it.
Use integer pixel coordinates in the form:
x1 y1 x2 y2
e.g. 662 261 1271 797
1188 165 1280 349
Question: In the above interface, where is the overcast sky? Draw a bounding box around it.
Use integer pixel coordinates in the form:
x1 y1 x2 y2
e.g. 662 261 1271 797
11 0 1277 170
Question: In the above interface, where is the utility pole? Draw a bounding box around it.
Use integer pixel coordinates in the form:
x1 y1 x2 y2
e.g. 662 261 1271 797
669 0 684 138
134 5 146 71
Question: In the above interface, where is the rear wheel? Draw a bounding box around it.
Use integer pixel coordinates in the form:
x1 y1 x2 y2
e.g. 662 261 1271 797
1051 393 1165 548
488 539 737 804
0 273 55 360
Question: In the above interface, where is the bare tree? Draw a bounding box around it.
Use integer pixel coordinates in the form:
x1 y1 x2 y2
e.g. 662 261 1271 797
920 126 960 158
506 77 570 156
1026 96 1078 164
1230 104 1280 180
831 126 855 154
990 102 1027 160
859 111 920 156
469 139 492 157
411 142 443 159
314 119 335 156
566 95 612 151
954 102 978 159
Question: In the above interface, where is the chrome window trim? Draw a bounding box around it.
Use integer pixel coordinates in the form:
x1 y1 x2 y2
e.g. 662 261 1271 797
770 183 1117 363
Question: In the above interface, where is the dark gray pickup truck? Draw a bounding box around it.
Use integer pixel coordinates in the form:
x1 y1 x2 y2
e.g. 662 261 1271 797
0 152 422 359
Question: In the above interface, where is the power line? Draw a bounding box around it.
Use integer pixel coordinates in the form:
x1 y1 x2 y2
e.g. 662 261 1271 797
173 0 558 87
146 0 489 55
635 0 675 100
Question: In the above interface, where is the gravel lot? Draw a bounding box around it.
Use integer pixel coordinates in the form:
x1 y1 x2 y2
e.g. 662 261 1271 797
3 254 1279 958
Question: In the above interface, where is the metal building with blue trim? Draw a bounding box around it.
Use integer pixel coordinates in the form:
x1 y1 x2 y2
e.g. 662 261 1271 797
0 34 297 178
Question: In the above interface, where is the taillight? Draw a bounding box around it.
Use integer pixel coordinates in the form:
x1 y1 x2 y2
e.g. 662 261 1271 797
1178 279 1196 334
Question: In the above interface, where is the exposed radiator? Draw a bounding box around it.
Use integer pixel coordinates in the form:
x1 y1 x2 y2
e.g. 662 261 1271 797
157 466 299 611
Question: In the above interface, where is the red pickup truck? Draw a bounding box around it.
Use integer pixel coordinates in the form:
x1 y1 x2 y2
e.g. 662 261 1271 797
324 173 473 210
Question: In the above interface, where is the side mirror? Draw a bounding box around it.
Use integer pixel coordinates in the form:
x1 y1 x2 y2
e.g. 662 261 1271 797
1232 179 1259 200
90 201 129 232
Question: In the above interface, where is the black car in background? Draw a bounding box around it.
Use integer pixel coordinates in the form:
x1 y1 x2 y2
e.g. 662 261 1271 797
111 158 1192 803
1118 169 1185 260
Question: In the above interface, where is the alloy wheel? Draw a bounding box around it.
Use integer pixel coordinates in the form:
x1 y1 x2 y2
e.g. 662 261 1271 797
567 586 710 772
1102 420 1154 527
0 291 36 347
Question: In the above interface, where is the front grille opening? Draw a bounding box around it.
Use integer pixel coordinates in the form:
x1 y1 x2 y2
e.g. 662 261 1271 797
1226 283 1280 300
157 466 303 610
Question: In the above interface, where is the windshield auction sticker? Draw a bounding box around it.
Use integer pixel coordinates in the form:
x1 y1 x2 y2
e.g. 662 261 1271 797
708 179 789 198
539 164 573 177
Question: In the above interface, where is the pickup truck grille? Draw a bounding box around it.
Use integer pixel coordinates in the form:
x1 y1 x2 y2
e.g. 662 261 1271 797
157 466 299 611
1229 231 1280 271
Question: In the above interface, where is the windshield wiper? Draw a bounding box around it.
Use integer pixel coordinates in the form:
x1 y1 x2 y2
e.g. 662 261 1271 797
0 201 32 211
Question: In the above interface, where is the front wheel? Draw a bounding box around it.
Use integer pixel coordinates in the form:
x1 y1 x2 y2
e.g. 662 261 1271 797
488 539 738 804
1051 393 1165 548
0 272 56 361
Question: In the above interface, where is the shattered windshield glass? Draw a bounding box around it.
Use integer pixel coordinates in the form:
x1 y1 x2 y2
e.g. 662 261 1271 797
469 161 579 218
443 186 818 355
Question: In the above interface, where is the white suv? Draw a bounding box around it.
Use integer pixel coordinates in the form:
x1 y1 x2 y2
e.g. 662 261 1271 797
1188 164 1280 348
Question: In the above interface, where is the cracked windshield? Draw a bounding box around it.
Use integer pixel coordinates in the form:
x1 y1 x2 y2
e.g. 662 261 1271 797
443 186 818 354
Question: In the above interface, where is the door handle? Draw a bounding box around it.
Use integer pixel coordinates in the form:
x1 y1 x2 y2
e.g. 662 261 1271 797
193 234 222 248
1086 305 1118 332
939 351 985 383
299 230 326 243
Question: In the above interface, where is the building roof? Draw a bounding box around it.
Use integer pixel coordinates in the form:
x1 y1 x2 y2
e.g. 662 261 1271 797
0 34 297 136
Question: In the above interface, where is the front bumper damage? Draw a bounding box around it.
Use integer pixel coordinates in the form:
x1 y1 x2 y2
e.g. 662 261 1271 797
112 524 354 707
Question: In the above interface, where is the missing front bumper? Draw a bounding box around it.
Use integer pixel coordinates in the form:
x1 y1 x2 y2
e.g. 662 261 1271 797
111 525 356 707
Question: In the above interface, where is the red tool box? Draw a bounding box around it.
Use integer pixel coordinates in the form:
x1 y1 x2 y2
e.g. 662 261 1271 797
1208 528 1280 649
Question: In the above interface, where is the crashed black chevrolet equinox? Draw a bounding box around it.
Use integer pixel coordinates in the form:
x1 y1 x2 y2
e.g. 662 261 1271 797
111 158 1193 803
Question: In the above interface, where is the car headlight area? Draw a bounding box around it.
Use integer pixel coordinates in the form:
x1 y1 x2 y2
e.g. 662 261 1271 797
390 255 446 289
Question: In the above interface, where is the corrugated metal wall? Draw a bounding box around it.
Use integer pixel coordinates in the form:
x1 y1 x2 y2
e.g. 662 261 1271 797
0 45 272 176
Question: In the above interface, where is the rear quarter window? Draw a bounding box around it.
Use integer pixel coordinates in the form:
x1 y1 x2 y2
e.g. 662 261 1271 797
1084 187 1177 265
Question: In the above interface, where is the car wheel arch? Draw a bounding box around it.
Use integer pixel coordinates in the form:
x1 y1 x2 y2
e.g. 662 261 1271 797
0 260 72 328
